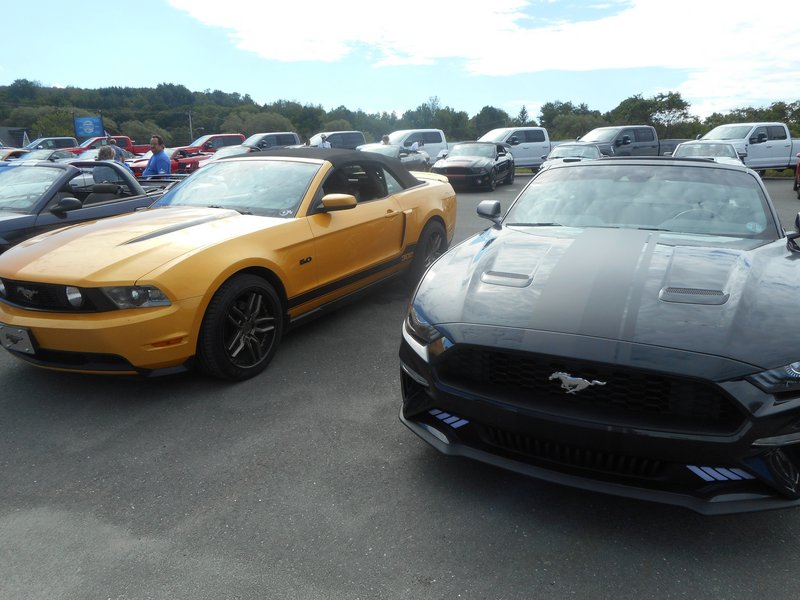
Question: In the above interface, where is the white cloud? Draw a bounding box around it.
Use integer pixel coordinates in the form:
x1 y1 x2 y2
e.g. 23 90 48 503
168 0 800 117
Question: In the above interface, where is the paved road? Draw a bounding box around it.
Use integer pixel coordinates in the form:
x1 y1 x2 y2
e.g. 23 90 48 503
1 177 798 600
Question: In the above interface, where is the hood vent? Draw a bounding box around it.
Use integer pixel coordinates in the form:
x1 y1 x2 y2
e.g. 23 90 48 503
659 286 729 305
480 270 532 288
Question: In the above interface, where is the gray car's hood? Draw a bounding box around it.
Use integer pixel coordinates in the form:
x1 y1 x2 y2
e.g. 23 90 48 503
415 226 797 370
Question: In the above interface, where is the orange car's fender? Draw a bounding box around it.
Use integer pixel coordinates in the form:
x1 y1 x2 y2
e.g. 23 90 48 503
135 220 318 340
395 178 457 248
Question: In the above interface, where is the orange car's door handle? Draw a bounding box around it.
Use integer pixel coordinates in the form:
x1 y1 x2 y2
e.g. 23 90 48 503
385 210 401 218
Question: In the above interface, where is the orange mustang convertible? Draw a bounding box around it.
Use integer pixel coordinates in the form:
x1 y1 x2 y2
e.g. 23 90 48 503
0 149 456 381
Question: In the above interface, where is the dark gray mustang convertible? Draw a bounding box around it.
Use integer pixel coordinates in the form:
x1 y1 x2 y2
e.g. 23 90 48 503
399 156 800 514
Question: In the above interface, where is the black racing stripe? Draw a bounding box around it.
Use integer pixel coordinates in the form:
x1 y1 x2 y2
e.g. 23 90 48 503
287 245 416 309
533 228 649 338
123 214 231 245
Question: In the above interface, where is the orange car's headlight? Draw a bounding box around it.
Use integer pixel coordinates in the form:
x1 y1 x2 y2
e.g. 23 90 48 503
100 285 171 309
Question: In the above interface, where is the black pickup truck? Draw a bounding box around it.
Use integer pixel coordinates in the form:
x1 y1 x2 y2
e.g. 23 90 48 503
577 125 690 157
0 160 173 253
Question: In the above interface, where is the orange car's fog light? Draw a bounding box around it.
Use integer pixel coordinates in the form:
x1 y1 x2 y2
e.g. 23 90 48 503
151 337 186 348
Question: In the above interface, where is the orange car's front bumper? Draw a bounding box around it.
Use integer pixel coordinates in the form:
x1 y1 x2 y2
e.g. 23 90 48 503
0 296 203 375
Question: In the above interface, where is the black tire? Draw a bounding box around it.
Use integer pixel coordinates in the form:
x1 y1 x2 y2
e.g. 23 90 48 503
505 165 515 185
487 169 497 191
196 274 283 381
407 221 447 285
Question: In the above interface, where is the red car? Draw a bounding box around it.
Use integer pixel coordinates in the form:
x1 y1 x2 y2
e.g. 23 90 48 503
183 133 245 154
128 147 206 177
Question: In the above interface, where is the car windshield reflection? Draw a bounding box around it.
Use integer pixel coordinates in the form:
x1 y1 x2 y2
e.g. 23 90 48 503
153 159 321 218
0 165 62 212
448 144 495 158
505 164 776 239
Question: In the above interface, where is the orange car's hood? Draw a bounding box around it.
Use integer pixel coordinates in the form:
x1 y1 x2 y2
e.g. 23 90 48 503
2 207 286 285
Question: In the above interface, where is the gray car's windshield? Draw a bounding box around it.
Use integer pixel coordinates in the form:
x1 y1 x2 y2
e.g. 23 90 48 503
477 129 510 143
674 143 738 159
153 159 321 217
578 128 619 143
0 165 62 212
702 125 753 140
505 164 776 239
548 145 601 159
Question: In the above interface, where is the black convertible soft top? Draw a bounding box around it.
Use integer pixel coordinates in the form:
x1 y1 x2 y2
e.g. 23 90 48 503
257 147 422 189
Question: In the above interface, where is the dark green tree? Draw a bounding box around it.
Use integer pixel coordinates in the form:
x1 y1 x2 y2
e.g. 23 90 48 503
605 94 656 125
470 106 511 136
514 105 531 126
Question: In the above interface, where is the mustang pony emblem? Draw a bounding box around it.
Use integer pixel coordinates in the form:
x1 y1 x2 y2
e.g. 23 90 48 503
18 288 38 301
549 371 607 394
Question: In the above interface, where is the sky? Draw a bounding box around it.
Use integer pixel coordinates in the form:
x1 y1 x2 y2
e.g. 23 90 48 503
3 0 798 123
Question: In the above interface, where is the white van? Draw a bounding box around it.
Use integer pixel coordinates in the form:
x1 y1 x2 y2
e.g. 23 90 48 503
478 127 554 169
387 129 448 160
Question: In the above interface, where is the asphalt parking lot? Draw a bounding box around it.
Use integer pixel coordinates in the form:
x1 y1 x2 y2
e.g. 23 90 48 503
1 176 799 600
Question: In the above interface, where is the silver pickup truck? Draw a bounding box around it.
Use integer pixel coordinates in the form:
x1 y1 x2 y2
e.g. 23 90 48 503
577 125 690 158
700 122 800 172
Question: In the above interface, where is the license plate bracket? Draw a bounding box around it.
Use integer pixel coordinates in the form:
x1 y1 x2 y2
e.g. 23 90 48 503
0 323 37 355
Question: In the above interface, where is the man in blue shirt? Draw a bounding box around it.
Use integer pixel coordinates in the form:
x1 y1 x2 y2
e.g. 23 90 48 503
108 138 125 161
142 135 171 176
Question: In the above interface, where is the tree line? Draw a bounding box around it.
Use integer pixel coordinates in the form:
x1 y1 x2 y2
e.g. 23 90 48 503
1 79 798 147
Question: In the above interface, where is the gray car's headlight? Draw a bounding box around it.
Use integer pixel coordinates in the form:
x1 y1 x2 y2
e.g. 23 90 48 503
405 305 442 345
100 285 171 309
748 362 800 395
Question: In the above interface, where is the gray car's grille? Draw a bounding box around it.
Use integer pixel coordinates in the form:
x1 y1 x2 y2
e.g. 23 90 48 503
483 426 666 478
434 346 744 434
435 167 472 175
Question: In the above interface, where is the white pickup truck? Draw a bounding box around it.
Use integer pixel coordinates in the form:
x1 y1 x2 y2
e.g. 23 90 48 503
478 127 560 170
700 122 800 172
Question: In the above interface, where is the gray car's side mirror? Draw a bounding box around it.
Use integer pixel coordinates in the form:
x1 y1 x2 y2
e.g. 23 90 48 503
50 197 83 215
477 200 502 226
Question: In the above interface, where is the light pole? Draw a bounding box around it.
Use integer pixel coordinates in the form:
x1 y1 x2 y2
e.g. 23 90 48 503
187 112 193 142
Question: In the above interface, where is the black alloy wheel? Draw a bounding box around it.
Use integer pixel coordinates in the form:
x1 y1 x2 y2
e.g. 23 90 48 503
487 169 497 191
407 221 447 285
196 274 283 380
505 165 515 185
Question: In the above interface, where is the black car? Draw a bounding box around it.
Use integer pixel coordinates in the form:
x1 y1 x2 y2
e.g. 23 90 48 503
399 156 800 515
430 141 514 191
0 160 167 253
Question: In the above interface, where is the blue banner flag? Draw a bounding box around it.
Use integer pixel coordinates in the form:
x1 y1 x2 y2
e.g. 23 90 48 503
74 116 104 138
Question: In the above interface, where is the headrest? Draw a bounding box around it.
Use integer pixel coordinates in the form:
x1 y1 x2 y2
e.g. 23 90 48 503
91 183 120 194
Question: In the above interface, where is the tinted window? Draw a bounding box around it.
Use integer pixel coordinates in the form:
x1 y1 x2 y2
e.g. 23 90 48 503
752 126 767 141
768 126 787 141
525 130 545 142
422 132 442 144
635 128 655 142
